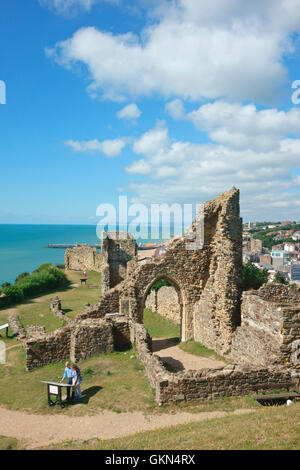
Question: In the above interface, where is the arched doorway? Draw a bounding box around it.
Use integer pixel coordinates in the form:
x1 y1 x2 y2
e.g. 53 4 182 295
141 275 184 341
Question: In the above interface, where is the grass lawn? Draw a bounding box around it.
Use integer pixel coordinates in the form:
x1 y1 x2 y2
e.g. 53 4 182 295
0 435 19 450
143 308 180 339
0 270 101 335
0 344 155 416
47 402 300 450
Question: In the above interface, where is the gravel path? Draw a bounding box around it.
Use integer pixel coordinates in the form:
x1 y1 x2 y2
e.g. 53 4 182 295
152 338 226 371
0 406 254 449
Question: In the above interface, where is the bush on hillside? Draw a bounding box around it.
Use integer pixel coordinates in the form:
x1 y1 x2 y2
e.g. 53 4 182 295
15 272 30 283
2 264 69 306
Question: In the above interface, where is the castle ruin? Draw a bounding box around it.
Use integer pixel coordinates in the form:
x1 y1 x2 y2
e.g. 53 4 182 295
23 188 300 404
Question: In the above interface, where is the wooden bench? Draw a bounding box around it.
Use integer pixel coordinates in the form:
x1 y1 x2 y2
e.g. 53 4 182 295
80 278 87 286
254 391 300 406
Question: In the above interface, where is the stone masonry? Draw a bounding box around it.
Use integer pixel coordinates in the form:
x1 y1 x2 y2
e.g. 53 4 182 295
65 245 102 272
230 284 300 370
145 286 181 324
101 231 138 293
79 188 243 354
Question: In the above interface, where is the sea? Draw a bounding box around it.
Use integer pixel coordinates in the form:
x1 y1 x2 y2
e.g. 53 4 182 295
0 224 182 285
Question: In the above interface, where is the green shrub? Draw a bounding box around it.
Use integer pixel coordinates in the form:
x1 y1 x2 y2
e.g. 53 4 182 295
3 285 25 303
1 282 11 289
2 264 69 306
32 263 54 273
15 272 30 283
273 273 288 285
242 262 269 291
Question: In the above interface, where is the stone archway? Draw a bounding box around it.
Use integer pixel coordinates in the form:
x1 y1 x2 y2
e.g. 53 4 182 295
141 275 184 340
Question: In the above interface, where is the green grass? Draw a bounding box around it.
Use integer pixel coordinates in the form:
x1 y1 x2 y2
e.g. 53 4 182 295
0 435 19 450
0 344 155 416
143 308 180 339
179 340 226 362
46 403 300 450
0 270 101 334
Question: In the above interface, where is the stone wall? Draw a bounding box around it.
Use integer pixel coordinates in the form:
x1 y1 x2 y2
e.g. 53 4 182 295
70 319 114 363
50 296 71 323
131 320 294 404
25 315 131 370
230 284 300 370
64 245 102 272
145 286 181 324
101 231 138 293
8 315 26 339
26 324 73 370
80 188 243 354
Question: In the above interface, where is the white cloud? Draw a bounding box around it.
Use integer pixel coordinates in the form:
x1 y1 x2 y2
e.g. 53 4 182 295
46 0 300 103
126 158 151 175
39 0 119 14
65 138 127 157
133 123 169 155
40 0 96 13
117 103 142 122
125 124 300 219
166 100 300 151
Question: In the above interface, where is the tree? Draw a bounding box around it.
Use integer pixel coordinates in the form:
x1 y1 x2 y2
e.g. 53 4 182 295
273 272 288 285
242 262 269 291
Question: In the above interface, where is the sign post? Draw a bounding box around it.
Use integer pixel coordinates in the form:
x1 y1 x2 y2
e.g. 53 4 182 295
42 381 72 408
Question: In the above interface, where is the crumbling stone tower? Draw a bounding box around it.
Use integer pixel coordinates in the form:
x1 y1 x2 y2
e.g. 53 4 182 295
101 231 138 293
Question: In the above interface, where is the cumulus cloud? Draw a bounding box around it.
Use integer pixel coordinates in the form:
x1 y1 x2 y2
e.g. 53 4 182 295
65 138 127 157
125 124 300 219
166 100 300 151
117 103 142 122
45 0 300 103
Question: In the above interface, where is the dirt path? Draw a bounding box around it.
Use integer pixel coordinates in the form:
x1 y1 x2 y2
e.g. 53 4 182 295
152 339 225 371
0 406 254 449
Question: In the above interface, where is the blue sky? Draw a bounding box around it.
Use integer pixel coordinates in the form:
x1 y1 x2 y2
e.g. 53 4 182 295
1 0 300 224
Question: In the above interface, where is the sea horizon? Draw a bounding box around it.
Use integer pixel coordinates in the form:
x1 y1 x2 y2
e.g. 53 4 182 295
0 223 183 285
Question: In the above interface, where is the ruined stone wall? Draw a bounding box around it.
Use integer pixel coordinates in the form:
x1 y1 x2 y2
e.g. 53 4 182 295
8 314 26 339
70 319 114 363
64 245 102 272
131 321 294 404
25 314 131 370
26 324 73 370
82 188 243 354
101 231 138 292
145 286 181 324
230 284 300 369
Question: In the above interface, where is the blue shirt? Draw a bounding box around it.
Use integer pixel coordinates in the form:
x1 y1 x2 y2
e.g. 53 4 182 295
61 366 73 381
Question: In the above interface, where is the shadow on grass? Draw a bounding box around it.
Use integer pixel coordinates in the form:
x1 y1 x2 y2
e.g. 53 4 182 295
152 337 180 352
80 386 102 405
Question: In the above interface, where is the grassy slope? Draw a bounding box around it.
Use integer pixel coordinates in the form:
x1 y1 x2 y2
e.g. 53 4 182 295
48 403 300 450
0 345 154 416
0 270 101 335
143 308 180 338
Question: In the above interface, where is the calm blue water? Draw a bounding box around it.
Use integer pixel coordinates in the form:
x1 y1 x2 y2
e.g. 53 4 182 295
0 225 103 285
0 224 177 285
